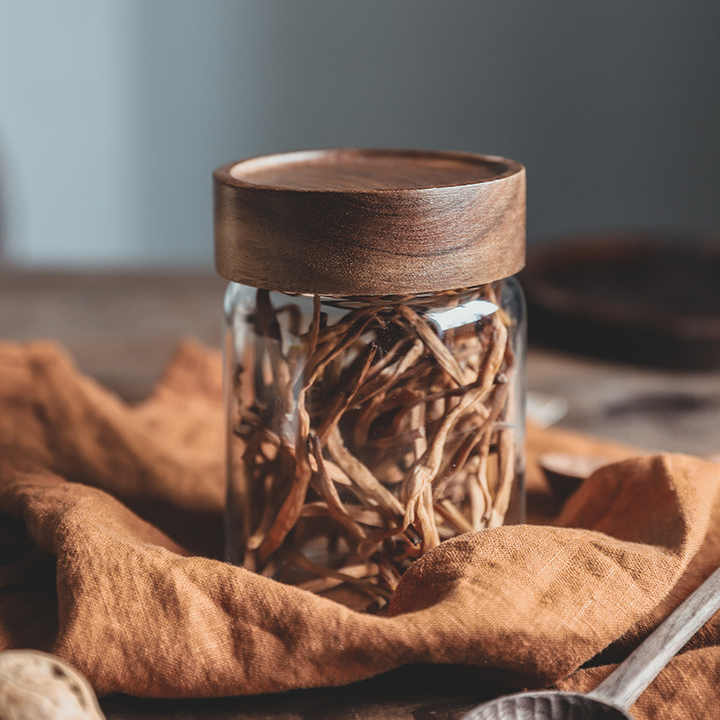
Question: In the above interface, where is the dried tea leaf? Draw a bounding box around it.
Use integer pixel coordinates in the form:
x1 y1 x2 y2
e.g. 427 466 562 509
397 305 467 387
326 426 404 517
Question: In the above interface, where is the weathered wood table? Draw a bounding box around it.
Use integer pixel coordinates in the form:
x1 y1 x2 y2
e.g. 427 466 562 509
2 269 719 719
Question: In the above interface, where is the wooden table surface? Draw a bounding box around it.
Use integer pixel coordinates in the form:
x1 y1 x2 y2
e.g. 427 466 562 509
2 268 719 718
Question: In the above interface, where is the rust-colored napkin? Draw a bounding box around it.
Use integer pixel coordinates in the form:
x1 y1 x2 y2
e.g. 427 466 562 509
1 341 718 718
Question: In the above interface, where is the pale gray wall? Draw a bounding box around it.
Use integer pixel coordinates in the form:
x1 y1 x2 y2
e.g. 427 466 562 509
2 0 719 267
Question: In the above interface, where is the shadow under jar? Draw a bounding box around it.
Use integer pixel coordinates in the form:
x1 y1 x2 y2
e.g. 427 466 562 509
215 149 527 611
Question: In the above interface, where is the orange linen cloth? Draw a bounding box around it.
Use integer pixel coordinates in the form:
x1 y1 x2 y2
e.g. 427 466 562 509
1 341 718 718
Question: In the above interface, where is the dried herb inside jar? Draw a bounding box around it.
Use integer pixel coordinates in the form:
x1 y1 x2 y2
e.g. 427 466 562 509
228 284 517 608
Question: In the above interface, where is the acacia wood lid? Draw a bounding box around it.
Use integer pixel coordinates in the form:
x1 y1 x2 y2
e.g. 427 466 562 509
214 148 525 295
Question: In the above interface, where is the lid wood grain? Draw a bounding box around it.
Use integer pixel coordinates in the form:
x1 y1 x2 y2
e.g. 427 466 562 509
214 148 525 295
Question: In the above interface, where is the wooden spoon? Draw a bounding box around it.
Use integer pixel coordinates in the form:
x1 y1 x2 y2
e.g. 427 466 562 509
463 565 720 719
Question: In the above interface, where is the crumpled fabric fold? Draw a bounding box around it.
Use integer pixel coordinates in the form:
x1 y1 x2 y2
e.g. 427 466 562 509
1 340 717 718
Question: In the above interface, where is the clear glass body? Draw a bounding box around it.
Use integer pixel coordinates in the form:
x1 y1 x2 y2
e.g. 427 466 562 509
224 279 526 609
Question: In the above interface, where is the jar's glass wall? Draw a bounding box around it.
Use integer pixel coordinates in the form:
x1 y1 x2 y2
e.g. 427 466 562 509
224 280 526 608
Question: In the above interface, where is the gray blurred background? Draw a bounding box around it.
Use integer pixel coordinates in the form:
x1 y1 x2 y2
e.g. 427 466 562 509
1 0 719 267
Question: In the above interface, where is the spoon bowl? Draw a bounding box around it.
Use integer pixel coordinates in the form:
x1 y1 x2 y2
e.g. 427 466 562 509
464 690 629 720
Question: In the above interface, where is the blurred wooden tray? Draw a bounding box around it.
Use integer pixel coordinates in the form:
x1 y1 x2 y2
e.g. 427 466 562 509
522 231 720 369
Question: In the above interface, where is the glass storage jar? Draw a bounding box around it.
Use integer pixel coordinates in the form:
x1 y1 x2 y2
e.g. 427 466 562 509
215 149 526 610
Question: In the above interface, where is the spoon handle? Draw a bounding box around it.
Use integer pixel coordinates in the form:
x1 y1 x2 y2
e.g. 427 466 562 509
588 565 720 710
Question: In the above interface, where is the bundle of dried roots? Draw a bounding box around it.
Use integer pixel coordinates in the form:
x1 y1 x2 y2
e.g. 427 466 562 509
227 284 518 609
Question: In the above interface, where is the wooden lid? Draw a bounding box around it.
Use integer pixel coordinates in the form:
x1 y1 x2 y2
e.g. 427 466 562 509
214 148 525 295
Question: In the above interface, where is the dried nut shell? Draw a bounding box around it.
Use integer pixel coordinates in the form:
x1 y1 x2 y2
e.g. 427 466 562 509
0 650 104 720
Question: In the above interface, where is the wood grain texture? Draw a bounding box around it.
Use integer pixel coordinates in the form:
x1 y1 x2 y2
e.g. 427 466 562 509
214 149 526 295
